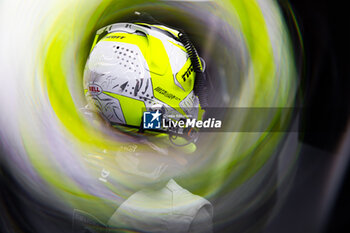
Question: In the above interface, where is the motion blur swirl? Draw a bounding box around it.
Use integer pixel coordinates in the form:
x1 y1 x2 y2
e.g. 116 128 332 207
0 0 299 232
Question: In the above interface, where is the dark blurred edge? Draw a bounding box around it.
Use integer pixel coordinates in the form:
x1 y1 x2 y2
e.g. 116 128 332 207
288 0 350 152
266 1 350 233
0 147 72 233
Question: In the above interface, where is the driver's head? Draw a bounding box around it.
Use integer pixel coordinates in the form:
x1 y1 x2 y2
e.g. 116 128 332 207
83 21 206 186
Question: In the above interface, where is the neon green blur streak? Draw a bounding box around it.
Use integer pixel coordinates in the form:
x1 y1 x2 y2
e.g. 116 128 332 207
31 1 116 206
23 0 297 204
184 0 296 197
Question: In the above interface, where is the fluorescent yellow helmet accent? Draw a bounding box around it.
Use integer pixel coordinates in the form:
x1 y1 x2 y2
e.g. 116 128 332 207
103 91 146 126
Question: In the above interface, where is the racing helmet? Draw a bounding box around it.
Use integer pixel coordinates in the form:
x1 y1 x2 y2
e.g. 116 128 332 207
83 21 208 141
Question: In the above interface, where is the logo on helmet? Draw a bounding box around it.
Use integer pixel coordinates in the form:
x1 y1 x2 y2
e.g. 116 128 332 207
182 65 194 82
88 84 102 96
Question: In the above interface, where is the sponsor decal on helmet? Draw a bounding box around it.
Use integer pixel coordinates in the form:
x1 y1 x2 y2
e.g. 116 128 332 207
155 87 181 101
105 35 125 40
181 65 194 82
88 84 102 96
